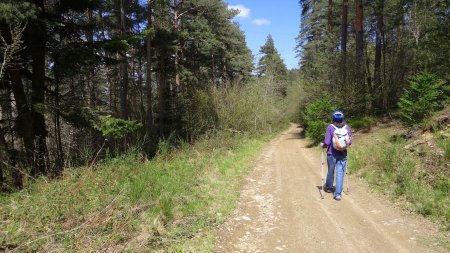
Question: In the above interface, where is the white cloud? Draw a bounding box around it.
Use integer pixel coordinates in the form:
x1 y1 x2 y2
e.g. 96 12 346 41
252 19 271 26
228 4 251 18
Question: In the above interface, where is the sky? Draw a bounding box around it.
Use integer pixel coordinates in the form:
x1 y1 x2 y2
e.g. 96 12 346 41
225 0 300 70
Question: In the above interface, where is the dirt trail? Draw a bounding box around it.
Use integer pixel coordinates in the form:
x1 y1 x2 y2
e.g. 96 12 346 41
215 124 445 253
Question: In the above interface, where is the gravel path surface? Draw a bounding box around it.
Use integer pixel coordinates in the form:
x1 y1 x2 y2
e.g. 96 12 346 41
215 124 445 253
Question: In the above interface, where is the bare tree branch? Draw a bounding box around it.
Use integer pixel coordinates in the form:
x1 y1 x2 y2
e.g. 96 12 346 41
0 23 27 80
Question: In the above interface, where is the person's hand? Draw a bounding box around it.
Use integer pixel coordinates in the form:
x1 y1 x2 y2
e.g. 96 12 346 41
320 142 324 147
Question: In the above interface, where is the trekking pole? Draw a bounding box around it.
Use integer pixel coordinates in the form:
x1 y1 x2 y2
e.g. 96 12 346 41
320 149 324 199
345 155 349 194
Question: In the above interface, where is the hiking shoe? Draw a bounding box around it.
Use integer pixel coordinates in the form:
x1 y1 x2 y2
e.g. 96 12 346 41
334 195 342 201
324 185 334 193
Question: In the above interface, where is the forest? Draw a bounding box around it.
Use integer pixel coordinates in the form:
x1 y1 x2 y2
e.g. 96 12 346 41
294 0 449 144
297 0 448 112
0 0 449 251
0 0 448 190
1 0 449 189
0 0 260 189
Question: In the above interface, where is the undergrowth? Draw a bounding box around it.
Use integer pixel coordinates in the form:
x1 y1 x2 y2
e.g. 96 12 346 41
0 74 298 252
347 116 376 131
348 128 450 234
0 130 279 252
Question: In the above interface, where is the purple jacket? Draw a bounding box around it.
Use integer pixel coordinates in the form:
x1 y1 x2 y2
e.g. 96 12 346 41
321 123 352 156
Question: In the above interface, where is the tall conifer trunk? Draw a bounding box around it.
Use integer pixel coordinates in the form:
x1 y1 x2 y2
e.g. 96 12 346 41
354 0 365 84
173 0 181 89
354 0 367 112
341 0 349 86
158 55 166 137
29 0 48 176
87 8 97 107
327 0 334 92
118 0 129 119
374 0 384 111
146 0 154 136
328 0 333 33
1 24 34 180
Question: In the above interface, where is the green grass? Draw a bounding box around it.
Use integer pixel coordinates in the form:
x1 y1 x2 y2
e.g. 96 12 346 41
0 129 280 252
348 127 450 249
435 129 450 160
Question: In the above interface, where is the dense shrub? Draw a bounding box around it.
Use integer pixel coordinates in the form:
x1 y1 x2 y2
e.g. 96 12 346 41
213 80 286 134
398 72 447 126
347 116 376 131
302 95 334 143
181 89 219 140
94 115 142 139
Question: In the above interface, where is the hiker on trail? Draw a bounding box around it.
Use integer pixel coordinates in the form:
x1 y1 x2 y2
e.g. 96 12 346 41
320 110 352 201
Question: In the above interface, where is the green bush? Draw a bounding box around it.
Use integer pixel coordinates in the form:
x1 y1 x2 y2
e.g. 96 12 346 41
180 90 219 140
347 116 376 131
302 95 334 143
213 81 285 134
94 115 143 139
398 72 447 126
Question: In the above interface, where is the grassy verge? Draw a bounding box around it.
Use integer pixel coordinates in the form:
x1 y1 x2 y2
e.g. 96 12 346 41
348 127 449 249
0 129 281 252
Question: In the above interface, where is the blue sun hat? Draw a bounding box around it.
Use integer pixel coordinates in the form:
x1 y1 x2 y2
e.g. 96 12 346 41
332 110 344 123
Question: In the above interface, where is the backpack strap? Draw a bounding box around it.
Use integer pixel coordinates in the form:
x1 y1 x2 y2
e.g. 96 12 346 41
331 123 347 129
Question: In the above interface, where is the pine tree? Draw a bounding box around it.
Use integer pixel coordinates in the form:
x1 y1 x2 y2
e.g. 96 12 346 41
257 35 288 96
0 0 254 188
